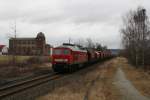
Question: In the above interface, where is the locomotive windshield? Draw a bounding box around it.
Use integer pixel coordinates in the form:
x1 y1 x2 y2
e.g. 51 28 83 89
53 49 70 55
53 49 62 55
63 49 70 55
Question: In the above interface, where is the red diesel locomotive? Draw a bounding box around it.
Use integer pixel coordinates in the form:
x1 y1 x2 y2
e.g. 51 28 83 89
52 43 88 72
52 43 112 72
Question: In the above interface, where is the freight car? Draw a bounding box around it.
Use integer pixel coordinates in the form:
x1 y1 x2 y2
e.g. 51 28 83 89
52 43 112 73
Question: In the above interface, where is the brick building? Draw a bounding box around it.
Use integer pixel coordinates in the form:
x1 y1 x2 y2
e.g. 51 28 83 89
9 32 52 55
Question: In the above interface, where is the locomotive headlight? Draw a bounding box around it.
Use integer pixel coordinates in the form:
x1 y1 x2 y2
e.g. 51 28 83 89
64 59 68 62
55 59 68 62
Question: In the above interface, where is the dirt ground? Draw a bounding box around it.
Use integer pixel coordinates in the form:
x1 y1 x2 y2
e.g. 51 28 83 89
119 57 150 98
37 59 121 100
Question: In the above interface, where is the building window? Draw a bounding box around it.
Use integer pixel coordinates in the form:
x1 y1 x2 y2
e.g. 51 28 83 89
18 40 21 44
32 41 35 44
22 41 25 44
21 41 22 44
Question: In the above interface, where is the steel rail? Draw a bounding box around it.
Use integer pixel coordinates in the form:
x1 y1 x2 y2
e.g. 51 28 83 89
0 72 61 98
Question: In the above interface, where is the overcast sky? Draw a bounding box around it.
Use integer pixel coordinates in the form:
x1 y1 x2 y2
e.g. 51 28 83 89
0 0 150 49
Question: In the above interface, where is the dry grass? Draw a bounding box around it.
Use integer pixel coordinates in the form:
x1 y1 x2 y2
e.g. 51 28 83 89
119 57 150 97
0 55 51 66
88 59 121 100
0 55 51 79
0 55 30 63
37 58 121 100
0 63 52 79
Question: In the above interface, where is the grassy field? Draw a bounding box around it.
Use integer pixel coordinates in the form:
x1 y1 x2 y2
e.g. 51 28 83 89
0 55 31 65
0 55 51 78
0 55 51 65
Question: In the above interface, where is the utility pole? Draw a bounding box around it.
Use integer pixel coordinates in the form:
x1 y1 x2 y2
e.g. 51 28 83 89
14 21 17 38
69 37 71 44
12 20 17 65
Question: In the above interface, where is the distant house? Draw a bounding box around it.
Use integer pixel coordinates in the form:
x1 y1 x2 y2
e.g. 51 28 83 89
0 45 8 55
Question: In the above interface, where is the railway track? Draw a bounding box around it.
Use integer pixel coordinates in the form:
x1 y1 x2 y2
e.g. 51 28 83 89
0 60 112 99
0 72 61 99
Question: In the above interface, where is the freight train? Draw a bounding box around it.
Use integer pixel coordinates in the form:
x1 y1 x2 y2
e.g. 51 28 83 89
52 43 112 73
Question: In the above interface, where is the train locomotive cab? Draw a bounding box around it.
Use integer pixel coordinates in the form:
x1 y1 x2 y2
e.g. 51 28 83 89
52 47 72 72
52 43 88 73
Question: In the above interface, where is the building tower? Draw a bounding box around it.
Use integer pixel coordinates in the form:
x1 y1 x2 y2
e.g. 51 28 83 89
36 32 46 55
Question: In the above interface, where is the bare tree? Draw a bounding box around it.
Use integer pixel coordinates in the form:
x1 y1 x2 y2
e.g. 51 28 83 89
86 38 95 49
74 38 108 51
121 6 150 68
95 43 102 51
74 38 86 47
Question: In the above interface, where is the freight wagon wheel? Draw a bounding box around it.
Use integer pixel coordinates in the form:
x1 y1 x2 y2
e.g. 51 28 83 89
78 63 83 69
52 66 57 72
70 66 73 73
74 65 77 71
68 66 72 73
73 64 77 71
66 65 70 73
72 66 74 72
64 65 68 73
75 65 78 71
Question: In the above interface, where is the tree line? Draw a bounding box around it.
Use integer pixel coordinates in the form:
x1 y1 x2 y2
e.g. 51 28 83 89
121 6 150 69
74 38 108 51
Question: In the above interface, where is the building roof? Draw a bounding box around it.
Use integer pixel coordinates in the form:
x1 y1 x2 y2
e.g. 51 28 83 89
9 32 45 41
36 32 45 39
9 38 35 40
46 44 53 48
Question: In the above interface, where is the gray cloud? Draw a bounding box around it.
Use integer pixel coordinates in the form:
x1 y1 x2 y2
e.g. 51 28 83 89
0 0 149 49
